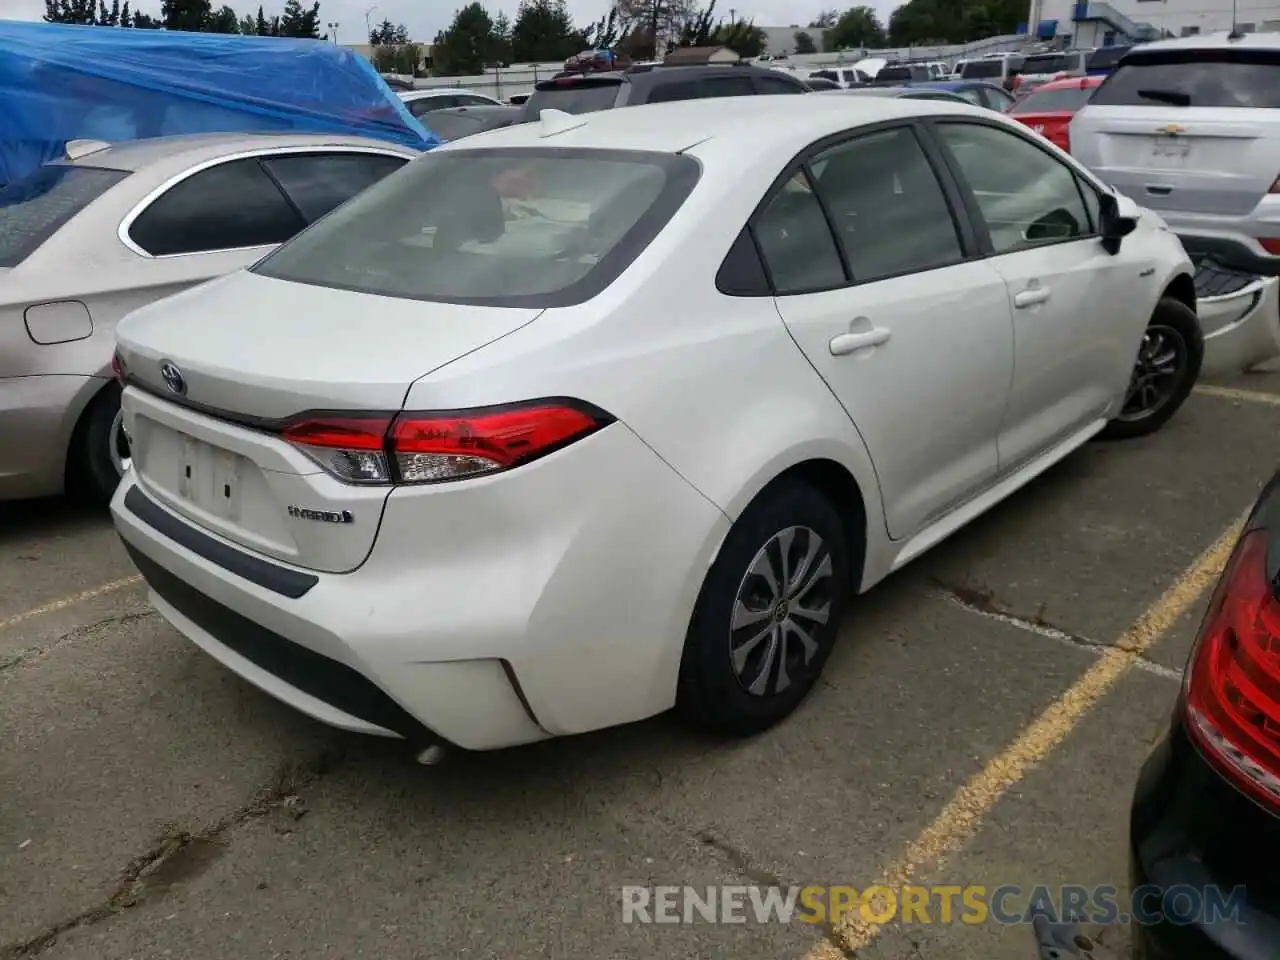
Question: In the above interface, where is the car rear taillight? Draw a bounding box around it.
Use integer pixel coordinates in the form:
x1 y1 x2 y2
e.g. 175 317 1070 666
111 350 126 386
1260 237 1280 255
1184 528 1280 810
281 400 613 486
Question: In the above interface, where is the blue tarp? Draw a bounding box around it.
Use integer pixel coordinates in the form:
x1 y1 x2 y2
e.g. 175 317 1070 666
0 19 438 185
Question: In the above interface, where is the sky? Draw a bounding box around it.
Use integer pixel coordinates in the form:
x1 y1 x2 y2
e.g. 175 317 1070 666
0 0 903 46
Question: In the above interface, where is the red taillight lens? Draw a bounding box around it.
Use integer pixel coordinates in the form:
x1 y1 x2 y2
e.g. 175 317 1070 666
280 401 611 486
390 401 607 483
1260 237 1280 254
1185 529 1280 809
111 350 126 385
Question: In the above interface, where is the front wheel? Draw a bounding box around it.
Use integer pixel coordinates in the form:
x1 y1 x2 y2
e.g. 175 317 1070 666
676 480 852 737
1098 296 1203 441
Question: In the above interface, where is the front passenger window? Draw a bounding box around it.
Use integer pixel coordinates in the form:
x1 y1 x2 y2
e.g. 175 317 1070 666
936 122 1092 255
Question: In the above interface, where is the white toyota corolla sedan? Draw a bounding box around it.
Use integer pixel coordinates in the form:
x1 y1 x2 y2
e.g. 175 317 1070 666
111 95 1200 756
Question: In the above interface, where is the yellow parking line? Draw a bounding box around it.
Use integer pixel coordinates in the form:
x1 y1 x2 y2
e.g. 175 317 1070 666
1195 384 1280 406
805 514 1246 960
0 575 143 633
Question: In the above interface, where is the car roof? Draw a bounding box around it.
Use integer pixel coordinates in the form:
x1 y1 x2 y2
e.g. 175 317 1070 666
429 104 523 117
445 94 990 155
401 88 492 99
1130 29 1280 53
64 132 417 172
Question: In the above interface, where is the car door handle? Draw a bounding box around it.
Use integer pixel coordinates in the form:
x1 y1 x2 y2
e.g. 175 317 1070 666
829 327 892 356
1013 287 1051 309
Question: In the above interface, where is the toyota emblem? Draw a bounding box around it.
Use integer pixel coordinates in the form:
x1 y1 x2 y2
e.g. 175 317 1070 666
159 360 186 396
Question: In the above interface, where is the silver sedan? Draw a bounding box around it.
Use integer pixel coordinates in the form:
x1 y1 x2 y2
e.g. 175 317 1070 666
0 132 418 504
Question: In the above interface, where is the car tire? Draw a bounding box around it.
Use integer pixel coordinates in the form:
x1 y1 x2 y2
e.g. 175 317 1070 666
676 480 852 737
68 383 126 507
1098 296 1204 441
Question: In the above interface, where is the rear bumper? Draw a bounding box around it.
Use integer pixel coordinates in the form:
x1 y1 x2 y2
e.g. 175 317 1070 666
112 422 730 750
1194 262 1280 376
1177 232 1280 279
0 374 102 500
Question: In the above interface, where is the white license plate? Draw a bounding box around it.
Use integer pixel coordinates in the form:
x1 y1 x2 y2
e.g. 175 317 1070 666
1149 137 1191 163
177 434 243 520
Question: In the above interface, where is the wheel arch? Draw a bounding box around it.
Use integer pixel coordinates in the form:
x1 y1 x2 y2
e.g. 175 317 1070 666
1162 271 1197 315
63 376 119 491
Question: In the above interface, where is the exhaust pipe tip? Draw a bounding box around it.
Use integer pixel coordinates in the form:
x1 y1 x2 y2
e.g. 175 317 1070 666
414 744 447 766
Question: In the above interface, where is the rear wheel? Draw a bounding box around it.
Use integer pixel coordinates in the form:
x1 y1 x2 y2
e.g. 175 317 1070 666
1098 296 1203 441
676 481 852 736
68 384 129 507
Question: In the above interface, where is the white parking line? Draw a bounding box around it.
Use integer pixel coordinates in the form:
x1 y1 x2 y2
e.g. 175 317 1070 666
0 576 143 633
1195 384 1280 406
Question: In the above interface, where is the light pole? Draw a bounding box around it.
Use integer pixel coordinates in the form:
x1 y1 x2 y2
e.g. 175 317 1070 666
327 21 339 42
364 4 377 41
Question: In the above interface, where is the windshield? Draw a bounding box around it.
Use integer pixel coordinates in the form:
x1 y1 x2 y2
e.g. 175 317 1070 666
253 148 700 308
961 60 1003 78
1087 46 1129 71
1011 84 1095 113
1091 51 1280 108
1021 54 1077 75
525 79 622 114
0 164 128 268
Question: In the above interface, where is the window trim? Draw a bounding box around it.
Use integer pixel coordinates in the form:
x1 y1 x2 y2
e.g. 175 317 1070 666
923 116 1105 259
117 145 415 260
731 118 981 298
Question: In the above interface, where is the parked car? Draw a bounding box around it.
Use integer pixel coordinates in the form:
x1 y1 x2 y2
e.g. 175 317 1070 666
0 132 416 504
1070 32 1280 277
398 88 505 118
521 61 809 115
827 85 973 105
1010 49 1091 93
111 95 1199 756
874 63 933 83
904 79 1017 111
416 104 526 141
805 76 842 91
1131 471 1280 959
960 53 1025 84
1192 258 1280 376
809 67 870 88
1007 74 1104 151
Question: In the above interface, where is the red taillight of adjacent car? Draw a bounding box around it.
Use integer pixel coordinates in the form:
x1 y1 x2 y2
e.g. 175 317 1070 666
280 400 612 486
1184 528 1280 811
111 350 126 385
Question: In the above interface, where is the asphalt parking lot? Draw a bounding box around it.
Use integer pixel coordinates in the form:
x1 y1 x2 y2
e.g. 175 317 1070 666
3 370 1279 960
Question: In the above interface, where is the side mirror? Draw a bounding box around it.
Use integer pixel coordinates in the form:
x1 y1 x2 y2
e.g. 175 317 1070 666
1099 190 1139 255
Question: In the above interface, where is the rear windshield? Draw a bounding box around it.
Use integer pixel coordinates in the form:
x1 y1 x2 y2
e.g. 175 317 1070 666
1021 53 1078 74
525 78 623 114
0 164 128 268
1010 83 1095 113
1086 46 1129 71
875 66 914 81
961 60 1004 78
253 148 701 308
421 111 489 142
1091 50 1280 108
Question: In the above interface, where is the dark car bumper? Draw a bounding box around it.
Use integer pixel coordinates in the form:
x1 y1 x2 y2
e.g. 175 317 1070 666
1130 718 1280 960
1178 234 1280 278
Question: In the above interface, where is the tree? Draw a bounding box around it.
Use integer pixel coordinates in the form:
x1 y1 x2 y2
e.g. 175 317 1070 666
133 9 160 25
616 0 696 59
208 4 239 31
97 0 120 24
490 11 513 65
433 3 494 75
44 0 97 23
238 11 255 32
511 0 577 64
370 17 409 44
254 4 268 33
581 6 623 49
714 18 765 57
793 29 816 53
120 0 131 24
161 0 210 31
827 5 884 49
808 9 837 27
279 0 321 37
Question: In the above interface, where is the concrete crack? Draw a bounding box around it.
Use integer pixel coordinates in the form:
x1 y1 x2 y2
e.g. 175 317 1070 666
1 746 344 958
0 610 158 674
933 580 1183 682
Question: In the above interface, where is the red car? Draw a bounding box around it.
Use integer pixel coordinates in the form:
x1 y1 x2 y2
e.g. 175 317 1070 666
1007 74 1103 154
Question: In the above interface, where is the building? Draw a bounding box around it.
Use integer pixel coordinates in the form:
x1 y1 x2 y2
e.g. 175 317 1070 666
1025 0 1280 48
663 45 741 64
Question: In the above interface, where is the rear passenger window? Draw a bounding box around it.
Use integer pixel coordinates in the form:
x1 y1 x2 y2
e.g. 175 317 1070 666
408 96 454 115
936 122 1091 254
809 126 964 283
700 75 756 98
261 153 407 223
129 158 305 256
647 80 703 103
752 170 846 294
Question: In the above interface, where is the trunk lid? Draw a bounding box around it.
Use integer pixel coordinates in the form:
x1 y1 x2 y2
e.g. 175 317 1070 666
1071 106 1280 215
116 270 541 573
